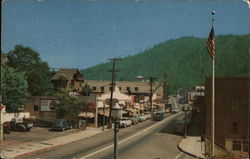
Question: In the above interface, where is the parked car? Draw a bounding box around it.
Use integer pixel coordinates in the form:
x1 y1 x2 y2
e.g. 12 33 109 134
138 114 147 122
10 118 33 132
153 112 164 121
144 112 152 119
119 118 132 128
128 115 139 125
51 119 72 131
172 108 179 114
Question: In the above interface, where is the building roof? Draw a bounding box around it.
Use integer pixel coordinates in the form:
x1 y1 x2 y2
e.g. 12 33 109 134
51 69 83 81
136 75 144 79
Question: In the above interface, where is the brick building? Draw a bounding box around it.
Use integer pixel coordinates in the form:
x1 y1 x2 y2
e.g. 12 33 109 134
205 76 249 158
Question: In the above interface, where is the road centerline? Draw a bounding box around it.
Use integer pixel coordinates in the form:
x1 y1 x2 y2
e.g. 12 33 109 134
79 113 182 159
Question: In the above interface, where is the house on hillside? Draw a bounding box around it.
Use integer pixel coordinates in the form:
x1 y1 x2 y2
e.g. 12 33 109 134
51 69 84 93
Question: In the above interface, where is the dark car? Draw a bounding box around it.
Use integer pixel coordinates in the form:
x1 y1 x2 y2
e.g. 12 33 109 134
153 112 164 121
51 119 72 131
10 118 33 132
179 98 187 104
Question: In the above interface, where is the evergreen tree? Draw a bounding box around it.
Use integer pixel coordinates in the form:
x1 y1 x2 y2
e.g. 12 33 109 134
1 67 29 112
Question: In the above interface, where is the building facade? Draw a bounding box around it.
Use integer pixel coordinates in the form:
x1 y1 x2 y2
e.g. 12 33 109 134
51 69 84 93
85 80 164 99
205 77 249 158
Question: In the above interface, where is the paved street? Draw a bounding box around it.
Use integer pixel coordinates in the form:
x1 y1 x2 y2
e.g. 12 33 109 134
18 109 196 159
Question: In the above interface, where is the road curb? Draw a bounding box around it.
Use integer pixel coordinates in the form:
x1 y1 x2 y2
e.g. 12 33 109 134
177 137 205 159
15 144 61 159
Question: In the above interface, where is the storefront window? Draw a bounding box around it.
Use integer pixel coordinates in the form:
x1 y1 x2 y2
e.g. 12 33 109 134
243 141 249 152
232 140 241 151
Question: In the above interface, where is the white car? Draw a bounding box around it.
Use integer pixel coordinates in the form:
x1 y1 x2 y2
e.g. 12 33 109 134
144 112 152 119
172 108 179 114
138 114 147 122
119 118 132 128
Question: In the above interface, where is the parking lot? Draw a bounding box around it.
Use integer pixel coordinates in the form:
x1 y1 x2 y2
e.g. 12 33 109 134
4 127 82 143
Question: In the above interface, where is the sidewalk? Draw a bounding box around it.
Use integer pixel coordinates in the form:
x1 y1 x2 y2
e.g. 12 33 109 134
178 136 205 159
177 112 205 159
1 127 109 159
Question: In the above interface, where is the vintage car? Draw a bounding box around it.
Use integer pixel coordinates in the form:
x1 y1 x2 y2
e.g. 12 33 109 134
50 119 72 131
10 118 33 132
119 118 132 128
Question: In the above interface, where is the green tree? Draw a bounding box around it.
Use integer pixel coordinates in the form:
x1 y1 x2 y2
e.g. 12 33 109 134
80 84 92 96
54 88 80 120
7 45 53 95
1 67 29 112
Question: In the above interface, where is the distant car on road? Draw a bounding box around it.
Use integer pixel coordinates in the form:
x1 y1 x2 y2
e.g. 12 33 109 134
51 119 72 131
152 112 164 121
172 108 179 114
179 98 187 104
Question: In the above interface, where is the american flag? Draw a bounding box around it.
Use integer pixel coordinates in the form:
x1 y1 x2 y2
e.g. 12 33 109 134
206 26 215 59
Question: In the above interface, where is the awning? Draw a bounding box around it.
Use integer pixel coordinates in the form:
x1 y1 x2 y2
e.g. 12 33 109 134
121 110 128 114
78 112 95 118
98 110 127 116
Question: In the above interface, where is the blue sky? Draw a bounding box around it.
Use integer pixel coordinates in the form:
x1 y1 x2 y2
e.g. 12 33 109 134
2 0 249 69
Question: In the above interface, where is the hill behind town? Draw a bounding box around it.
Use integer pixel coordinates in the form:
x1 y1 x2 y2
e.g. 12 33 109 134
81 34 249 93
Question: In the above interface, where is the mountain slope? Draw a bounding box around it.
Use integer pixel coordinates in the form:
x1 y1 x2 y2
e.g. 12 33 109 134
82 34 249 93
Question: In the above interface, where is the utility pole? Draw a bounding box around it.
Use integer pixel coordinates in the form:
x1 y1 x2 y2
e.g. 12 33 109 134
102 102 105 131
108 58 119 129
163 73 167 100
149 77 156 113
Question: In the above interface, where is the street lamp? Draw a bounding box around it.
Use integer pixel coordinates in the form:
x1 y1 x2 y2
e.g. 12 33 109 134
183 106 188 138
111 103 122 159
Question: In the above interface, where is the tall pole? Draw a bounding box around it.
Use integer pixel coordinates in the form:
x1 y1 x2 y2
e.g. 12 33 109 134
149 77 154 113
211 13 215 157
114 120 119 159
163 73 167 99
108 58 119 129
0 52 3 158
0 96 3 158
102 102 105 131
212 57 215 156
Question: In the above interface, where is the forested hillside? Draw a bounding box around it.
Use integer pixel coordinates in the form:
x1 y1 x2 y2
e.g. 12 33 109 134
82 34 249 93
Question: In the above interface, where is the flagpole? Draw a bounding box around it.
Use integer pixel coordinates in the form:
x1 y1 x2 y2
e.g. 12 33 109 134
212 52 215 157
211 15 215 157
